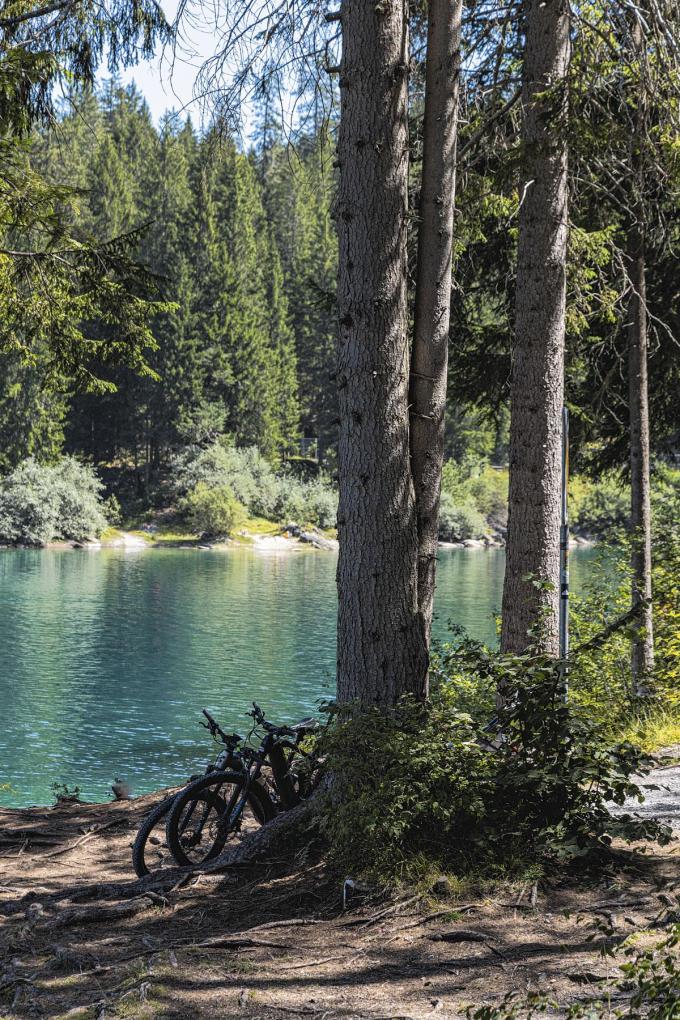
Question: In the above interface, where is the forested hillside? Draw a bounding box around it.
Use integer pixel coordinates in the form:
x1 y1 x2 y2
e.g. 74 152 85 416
0 84 337 484
3 81 677 546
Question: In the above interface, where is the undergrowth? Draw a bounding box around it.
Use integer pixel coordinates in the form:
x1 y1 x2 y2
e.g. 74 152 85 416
317 655 671 883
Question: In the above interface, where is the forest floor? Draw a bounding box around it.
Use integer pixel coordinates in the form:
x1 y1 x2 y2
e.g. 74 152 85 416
1 753 678 1020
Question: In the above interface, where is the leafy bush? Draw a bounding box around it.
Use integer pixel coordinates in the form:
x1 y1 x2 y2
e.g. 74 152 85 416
318 692 492 880
440 461 506 536
317 654 669 881
565 532 680 724
649 530 680 711
438 490 487 541
571 474 629 537
171 440 280 517
182 482 246 537
273 475 338 529
652 464 680 534
466 466 508 527
0 457 108 544
171 438 337 529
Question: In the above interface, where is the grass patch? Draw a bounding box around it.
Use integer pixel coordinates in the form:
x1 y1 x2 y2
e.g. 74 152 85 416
615 707 680 753
242 516 282 535
100 526 124 542
149 529 199 544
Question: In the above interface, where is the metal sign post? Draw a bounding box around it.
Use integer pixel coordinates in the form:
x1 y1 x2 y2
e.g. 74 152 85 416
559 406 569 697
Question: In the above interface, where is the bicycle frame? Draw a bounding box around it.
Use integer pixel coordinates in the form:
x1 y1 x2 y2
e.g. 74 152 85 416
174 707 318 854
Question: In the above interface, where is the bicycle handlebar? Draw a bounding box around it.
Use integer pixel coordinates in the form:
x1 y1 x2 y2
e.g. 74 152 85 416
201 709 242 748
249 702 297 737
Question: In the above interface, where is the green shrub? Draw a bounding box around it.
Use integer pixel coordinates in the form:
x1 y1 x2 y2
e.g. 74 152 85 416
440 461 507 535
317 655 669 882
273 474 337 529
182 482 246 538
571 474 629 537
467 466 508 527
438 490 487 541
318 692 492 880
566 533 680 724
171 438 337 529
0 457 108 545
171 440 280 517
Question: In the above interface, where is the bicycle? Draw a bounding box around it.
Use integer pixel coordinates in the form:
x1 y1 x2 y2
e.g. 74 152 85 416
132 709 253 877
164 702 320 868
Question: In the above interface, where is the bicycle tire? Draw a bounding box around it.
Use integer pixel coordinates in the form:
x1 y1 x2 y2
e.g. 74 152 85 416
165 771 275 868
132 793 177 878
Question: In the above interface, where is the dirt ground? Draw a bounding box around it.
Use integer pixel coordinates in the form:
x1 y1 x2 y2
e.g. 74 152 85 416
1 777 678 1020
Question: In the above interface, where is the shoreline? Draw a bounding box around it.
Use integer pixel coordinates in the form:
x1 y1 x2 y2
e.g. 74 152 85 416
1 533 597 553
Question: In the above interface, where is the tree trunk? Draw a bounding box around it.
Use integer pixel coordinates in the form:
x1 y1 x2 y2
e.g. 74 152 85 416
410 0 463 652
335 0 427 706
500 0 570 656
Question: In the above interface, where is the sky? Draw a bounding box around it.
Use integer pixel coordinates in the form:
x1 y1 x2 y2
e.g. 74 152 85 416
115 1 324 139
120 51 202 124
118 0 214 126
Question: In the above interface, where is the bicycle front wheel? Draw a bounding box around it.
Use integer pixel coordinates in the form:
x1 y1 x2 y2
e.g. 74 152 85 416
165 771 274 868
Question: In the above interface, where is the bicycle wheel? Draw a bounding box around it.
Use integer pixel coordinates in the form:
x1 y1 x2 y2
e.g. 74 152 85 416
165 771 275 868
132 794 177 878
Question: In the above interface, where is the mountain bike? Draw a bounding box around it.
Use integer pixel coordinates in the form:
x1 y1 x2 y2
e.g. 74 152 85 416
164 702 320 868
132 710 252 877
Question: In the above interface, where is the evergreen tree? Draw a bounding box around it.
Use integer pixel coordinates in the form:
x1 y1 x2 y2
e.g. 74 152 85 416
264 132 337 459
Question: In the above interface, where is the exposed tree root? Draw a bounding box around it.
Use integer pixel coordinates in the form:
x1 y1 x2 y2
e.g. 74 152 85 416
1 791 322 916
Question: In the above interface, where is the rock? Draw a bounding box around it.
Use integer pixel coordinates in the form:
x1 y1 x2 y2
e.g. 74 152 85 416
121 532 148 549
287 523 337 550
299 529 338 551
111 778 131 801
25 902 44 923
431 875 452 897
462 539 484 548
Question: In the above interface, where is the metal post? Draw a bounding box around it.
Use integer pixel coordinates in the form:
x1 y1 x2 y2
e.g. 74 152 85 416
559 407 569 694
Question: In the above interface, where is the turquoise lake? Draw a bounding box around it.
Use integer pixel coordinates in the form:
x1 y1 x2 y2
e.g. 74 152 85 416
0 546 598 807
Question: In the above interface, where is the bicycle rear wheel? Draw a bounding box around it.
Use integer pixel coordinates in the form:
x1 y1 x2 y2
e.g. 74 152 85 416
132 794 178 877
165 771 275 868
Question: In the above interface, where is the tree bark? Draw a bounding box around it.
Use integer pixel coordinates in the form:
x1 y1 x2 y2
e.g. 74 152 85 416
500 0 570 656
335 0 427 706
410 0 463 653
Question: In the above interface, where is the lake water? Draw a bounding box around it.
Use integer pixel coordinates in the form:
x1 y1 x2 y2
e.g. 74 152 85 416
0 545 597 807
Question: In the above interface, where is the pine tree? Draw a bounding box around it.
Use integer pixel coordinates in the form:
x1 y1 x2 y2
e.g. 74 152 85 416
194 135 299 458
264 131 337 459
